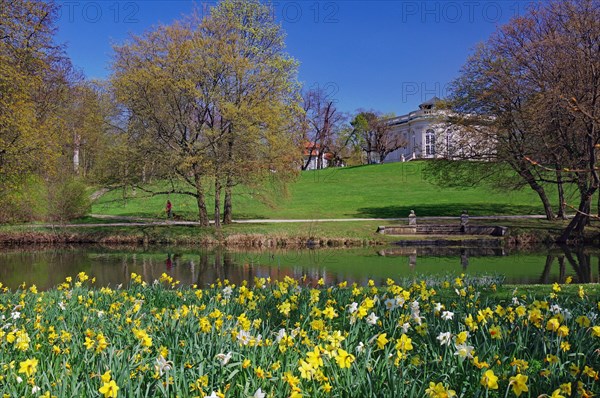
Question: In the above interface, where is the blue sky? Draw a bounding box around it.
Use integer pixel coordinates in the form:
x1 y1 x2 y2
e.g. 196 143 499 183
55 0 536 115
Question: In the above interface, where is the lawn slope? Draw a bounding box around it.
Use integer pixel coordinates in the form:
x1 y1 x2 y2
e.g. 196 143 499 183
92 161 553 220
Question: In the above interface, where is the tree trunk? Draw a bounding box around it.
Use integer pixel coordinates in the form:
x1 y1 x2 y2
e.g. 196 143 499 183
558 190 594 243
530 181 555 220
517 166 554 220
303 153 313 170
556 170 566 220
73 132 80 175
223 175 233 224
194 172 209 226
214 178 221 229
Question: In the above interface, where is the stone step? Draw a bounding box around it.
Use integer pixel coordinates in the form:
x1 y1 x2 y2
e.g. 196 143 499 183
377 225 507 236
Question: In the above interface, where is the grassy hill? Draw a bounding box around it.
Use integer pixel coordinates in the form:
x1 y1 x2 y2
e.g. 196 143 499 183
92 161 555 220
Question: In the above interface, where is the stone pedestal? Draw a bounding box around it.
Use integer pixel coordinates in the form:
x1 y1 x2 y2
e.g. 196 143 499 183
408 210 417 226
460 210 469 232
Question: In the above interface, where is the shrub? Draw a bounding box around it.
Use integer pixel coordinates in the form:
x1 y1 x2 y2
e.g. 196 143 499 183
46 177 91 221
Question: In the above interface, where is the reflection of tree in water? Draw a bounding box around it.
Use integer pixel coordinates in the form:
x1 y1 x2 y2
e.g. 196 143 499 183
187 249 338 287
2 245 599 290
560 246 595 284
539 246 598 284
181 247 600 287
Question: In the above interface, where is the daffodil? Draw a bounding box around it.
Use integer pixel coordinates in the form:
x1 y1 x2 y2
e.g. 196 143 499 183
376 333 389 349
509 374 528 397
395 334 413 352
480 369 498 389
18 358 38 377
453 343 474 359
550 389 565 398
335 348 355 369
298 359 314 380
101 370 111 383
99 380 119 398
425 382 456 398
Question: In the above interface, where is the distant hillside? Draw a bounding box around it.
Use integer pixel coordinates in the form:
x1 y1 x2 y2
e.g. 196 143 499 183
92 161 551 220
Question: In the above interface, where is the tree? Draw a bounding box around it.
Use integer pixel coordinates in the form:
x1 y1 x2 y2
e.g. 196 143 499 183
301 87 344 170
202 0 302 225
350 111 406 164
0 0 64 195
0 0 92 222
111 0 301 226
443 0 600 240
60 81 110 177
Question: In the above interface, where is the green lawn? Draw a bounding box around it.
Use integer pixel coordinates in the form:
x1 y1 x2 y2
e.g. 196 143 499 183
93 162 557 220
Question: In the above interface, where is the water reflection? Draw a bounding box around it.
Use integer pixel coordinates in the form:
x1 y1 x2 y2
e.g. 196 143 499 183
0 245 598 290
378 246 600 284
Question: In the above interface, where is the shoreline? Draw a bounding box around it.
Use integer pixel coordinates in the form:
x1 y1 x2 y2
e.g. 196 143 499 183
0 216 597 248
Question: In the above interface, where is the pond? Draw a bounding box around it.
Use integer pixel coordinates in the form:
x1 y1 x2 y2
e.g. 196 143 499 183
0 245 598 290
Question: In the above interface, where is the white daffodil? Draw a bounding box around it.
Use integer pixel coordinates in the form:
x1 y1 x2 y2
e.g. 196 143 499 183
348 302 358 313
216 352 232 365
384 298 398 311
453 343 475 359
356 341 365 353
275 328 286 342
436 332 452 346
366 312 379 325
237 330 251 345
155 355 173 376
441 311 454 321
401 322 411 333
222 286 233 299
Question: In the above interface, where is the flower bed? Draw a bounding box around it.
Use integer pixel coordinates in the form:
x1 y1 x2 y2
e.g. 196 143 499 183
0 273 598 397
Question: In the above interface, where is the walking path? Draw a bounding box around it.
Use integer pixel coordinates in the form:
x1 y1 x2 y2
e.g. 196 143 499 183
33 214 550 228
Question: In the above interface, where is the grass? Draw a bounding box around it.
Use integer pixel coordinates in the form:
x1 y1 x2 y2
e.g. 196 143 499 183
92 162 556 220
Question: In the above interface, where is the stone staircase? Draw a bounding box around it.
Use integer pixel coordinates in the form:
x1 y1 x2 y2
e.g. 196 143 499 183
377 224 507 237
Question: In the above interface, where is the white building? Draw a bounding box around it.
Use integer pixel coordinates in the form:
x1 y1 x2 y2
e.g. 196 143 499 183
302 142 332 170
384 97 456 162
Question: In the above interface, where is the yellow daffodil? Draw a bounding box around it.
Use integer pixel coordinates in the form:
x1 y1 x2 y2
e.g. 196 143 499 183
335 348 355 369
550 388 565 398
509 374 528 397
99 379 119 398
480 369 498 390
18 358 38 377
376 333 389 350
425 382 456 398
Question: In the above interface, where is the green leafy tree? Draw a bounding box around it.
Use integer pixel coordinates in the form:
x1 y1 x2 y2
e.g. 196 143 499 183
111 0 301 226
0 0 93 222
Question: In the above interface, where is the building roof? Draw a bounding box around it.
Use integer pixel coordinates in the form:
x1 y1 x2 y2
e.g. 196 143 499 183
302 142 333 160
419 97 441 109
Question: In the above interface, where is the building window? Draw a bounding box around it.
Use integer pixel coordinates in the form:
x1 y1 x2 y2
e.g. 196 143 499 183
425 129 435 156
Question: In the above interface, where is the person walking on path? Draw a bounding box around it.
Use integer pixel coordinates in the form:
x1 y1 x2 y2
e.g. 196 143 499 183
166 200 173 219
